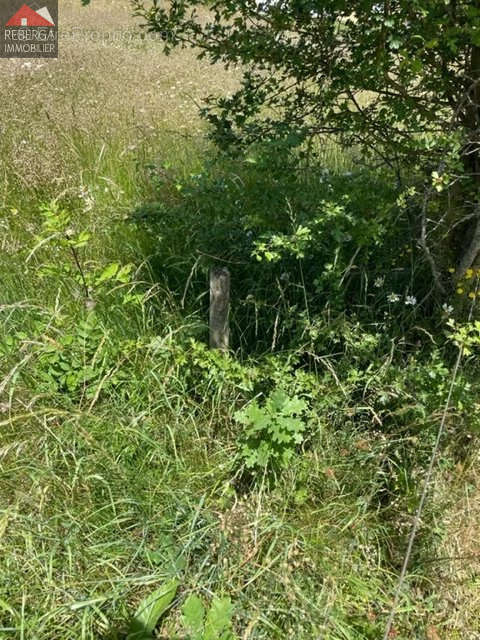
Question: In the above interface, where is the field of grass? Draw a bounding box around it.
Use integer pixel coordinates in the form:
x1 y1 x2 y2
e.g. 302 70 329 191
1 2 480 639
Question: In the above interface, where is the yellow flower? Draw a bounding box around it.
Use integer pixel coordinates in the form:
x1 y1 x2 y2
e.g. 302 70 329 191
469 292 476 300
466 268 474 279
448 267 455 273
457 288 464 294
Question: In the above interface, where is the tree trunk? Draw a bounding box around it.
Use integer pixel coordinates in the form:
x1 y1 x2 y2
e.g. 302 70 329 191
457 42 480 279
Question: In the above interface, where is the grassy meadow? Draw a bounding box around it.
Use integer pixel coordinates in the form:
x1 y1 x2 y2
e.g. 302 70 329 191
1 1 480 639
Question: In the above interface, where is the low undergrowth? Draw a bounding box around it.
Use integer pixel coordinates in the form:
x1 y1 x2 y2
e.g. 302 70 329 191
1 140 480 639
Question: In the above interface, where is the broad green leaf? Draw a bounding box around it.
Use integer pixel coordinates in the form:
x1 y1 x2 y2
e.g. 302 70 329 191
96 262 120 285
181 593 205 639
280 396 306 416
127 578 179 639
116 263 134 283
204 597 234 640
71 230 91 248
268 390 287 412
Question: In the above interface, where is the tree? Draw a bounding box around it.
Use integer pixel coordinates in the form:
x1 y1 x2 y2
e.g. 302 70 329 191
130 0 480 293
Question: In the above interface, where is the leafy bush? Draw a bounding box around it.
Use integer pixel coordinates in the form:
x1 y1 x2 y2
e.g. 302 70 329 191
134 142 442 358
235 390 308 472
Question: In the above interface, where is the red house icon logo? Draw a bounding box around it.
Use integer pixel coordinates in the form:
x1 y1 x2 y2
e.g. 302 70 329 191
6 4 55 27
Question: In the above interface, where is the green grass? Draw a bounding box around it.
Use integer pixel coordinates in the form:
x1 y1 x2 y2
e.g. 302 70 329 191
0 398 399 639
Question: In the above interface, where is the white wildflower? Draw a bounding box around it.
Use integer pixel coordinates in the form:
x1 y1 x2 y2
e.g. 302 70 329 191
442 303 454 315
387 293 400 303
85 298 96 311
78 185 95 211
405 295 417 306
374 276 385 288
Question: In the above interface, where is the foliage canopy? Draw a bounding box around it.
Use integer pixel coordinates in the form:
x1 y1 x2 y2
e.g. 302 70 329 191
131 0 480 290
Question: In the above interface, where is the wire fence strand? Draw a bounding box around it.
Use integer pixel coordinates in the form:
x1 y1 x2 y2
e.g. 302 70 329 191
382 287 478 639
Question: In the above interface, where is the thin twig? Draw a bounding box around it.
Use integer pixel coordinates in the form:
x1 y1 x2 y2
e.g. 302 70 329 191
67 239 90 300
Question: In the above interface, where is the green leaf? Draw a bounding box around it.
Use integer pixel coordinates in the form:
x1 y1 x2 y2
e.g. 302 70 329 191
127 579 179 639
234 402 267 431
280 396 306 416
116 263 134 283
204 597 234 640
268 389 287 413
181 594 205 639
71 230 91 248
96 262 120 285
388 36 401 50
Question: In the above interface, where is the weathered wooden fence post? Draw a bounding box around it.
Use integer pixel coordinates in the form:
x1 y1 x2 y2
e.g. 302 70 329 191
209 267 230 351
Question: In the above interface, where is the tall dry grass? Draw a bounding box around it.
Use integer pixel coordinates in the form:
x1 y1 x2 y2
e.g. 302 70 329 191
0 0 237 199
